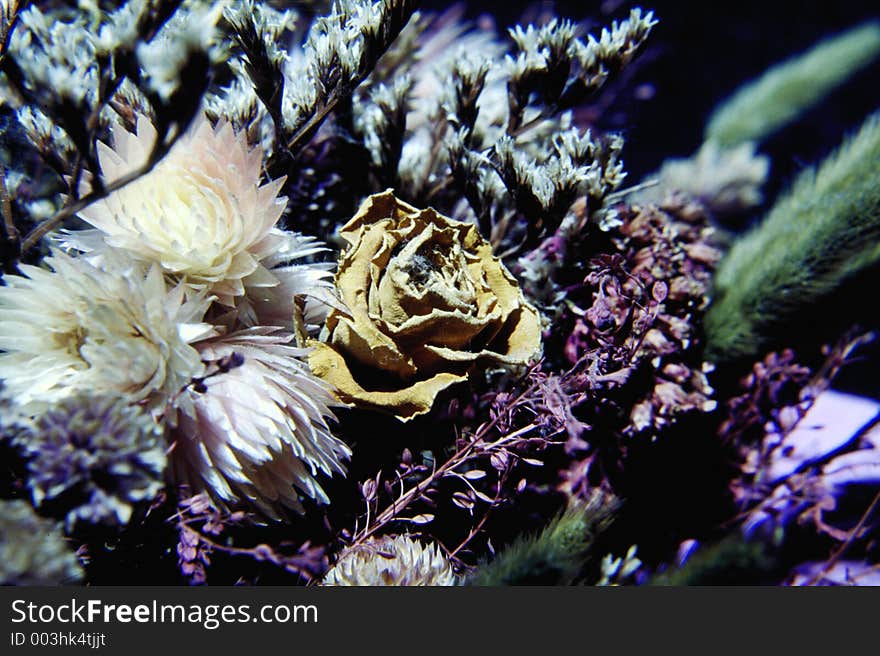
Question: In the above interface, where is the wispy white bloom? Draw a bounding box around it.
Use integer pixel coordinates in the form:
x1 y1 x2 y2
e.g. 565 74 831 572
225 231 336 334
168 328 350 517
136 2 224 101
0 250 214 412
70 114 333 320
323 535 458 586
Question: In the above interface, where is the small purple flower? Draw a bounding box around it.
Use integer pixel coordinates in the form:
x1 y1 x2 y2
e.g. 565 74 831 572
17 395 166 530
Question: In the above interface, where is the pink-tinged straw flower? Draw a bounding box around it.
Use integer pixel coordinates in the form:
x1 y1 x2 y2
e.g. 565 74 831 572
0 250 215 412
72 115 334 320
168 328 351 517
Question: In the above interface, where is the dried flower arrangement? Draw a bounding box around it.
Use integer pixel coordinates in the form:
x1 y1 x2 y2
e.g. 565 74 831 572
1 0 879 587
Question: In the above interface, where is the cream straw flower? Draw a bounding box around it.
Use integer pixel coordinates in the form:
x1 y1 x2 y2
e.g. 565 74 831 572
0 250 215 412
323 534 458 586
168 328 350 517
71 114 333 316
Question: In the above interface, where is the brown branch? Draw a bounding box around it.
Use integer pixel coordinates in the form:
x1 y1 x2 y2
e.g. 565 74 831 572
0 167 21 272
67 73 128 203
266 0 417 177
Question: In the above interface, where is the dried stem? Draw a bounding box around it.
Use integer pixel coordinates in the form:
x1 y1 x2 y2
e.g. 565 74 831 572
0 1 26 60
803 489 880 586
0 5 28 269
448 468 509 561
0 167 20 272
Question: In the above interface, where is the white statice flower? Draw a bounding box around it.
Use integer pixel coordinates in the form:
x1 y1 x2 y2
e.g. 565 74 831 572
0 250 215 412
406 8 507 132
69 114 333 323
398 9 507 194
135 2 225 102
168 328 351 517
323 535 459 586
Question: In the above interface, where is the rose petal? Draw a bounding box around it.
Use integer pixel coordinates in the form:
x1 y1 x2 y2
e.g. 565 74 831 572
311 190 542 419
308 341 467 421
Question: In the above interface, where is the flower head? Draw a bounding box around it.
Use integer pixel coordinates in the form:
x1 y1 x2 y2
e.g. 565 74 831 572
168 328 350 517
0 500 83 586
309 190 542 420
17 394 167 529
0 250 214 412
72 115 324 311
323 534 458 586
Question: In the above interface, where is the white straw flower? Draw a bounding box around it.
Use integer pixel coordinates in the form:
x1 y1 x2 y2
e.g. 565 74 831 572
0 249 215 412
323 535 458 586
71 114 331 314
168 328 350 517
228 230 337 333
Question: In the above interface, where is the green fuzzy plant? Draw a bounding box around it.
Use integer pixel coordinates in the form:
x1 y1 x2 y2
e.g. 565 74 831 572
705 112 880 362
466 492 620 586
648 536 777 586
705 21 880 147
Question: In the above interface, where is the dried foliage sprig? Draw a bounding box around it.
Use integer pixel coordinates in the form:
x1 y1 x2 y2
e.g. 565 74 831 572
220 0 296 154
334 7 655 258
265 0 417 176
706 113 880 362
724 331 880 579
343 366 565 558
1 0 225 264
173 493 327 585
353 74 412 189
0 0 27 267
794 490 880 586
505 11 656 137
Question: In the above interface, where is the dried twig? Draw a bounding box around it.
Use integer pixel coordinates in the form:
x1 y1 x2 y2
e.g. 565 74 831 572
173 493 327 584
347 373 556 549
0 168 20 273
803 489 880 586
20 143 172 253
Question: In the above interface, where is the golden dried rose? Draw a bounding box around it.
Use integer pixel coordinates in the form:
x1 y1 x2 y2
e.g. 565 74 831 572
308 191 542 421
